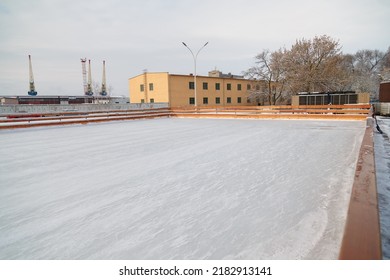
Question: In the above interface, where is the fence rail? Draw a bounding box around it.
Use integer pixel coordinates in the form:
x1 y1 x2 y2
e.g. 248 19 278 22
170 104 371 120
0 104 371 130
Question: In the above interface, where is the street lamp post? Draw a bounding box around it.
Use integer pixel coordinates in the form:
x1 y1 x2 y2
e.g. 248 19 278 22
182 42 209 108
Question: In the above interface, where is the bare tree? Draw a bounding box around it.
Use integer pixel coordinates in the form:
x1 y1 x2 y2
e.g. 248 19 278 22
380 47 390 81
354 49 386 73
92 80 114 96
245 49 288 105
91 80 99 96
107 85 114 96
347 48 389 97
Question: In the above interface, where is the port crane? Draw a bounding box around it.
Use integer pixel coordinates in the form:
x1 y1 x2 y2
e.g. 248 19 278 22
100 60 107 96
28 55 37 96
80 58 88 95
85 59 93 96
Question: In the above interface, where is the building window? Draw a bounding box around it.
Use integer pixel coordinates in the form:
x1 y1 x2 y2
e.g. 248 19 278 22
237 97 241 103
203 97 208 104
203 82 208 90
247 97 251 103
215 83 220 90
247 84 251 90
149 83 154 91
216 97 220 104
237 84 242 91
189 82 195 89
141 99 145 103
189 97 195 105
150 98 154 103
227 97 231 103
140 84 145 92
227 83 231 90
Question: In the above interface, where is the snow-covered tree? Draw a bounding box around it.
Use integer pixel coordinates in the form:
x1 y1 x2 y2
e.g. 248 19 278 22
283 35 348 93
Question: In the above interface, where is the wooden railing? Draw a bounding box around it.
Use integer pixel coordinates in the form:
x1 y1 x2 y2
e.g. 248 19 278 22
170 104 371 120
0 108 171 129
0 104 371 129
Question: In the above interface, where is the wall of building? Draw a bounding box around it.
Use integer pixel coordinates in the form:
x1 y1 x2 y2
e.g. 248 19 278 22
169 74 255 107
128 72 170 104
379 82 390 102
357 92 370 104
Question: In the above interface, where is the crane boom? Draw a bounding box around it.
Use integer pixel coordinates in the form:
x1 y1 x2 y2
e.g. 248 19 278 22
28 55 38 96
100 60 107 96
80 58 87 94
85 59 93 96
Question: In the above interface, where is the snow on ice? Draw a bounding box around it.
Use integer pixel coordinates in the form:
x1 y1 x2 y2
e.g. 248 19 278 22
0 118 366 259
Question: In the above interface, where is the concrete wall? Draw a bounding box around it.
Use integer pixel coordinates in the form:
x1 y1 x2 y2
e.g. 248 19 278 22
0 103 168 114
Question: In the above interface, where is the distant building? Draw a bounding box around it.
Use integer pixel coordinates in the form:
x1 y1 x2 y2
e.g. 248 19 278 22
208 69 244 79
0 95 130 105
0 96 95 105
128 71 257 107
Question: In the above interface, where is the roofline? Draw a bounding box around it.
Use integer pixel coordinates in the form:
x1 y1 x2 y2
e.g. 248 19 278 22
128 72 249 81
128 72 169 80
0 95 105 98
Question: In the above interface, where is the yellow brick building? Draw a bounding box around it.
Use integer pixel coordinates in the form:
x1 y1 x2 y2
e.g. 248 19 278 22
128 71 257 107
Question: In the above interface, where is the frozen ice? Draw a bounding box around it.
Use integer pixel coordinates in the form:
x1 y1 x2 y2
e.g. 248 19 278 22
374 116 390 259
0 118 366 259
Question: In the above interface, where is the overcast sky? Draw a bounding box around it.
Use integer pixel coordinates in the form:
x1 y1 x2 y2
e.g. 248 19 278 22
0 0 389 97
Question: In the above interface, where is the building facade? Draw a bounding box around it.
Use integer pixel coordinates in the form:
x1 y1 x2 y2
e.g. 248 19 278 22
128 71 257 107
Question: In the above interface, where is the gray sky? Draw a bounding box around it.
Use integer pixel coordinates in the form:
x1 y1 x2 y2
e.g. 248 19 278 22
0 0 389 97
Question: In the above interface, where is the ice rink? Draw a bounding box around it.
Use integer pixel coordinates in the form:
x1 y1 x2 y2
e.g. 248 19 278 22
0 118 366 259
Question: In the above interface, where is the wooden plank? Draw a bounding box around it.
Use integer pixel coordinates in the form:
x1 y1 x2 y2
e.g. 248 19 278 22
170 113 368 120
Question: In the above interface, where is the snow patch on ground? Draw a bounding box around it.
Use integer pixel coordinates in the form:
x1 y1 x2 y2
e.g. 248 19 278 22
0 118 365 259
374 116 390 259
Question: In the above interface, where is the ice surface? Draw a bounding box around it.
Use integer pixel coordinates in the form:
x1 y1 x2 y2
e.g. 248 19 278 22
374 117 390 259
0 118 365 259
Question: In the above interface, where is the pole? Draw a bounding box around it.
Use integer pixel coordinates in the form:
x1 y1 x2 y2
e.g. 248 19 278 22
182 42 209 108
